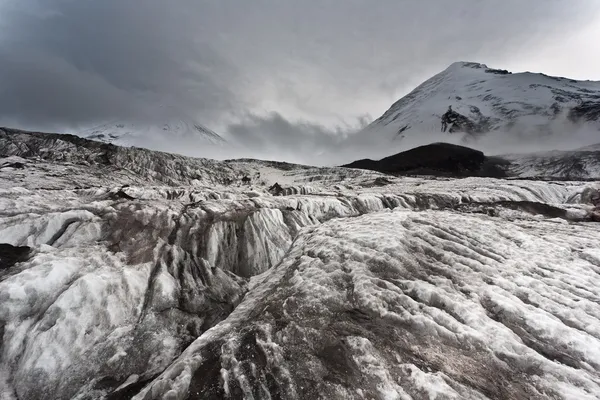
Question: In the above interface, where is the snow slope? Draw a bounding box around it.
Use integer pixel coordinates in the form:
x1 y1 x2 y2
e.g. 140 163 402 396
80 119 228 157
1 129 600 399
348 62 600 159
504 144 600 180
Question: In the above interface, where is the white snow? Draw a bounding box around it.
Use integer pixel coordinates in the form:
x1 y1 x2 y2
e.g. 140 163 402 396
80 119 226 147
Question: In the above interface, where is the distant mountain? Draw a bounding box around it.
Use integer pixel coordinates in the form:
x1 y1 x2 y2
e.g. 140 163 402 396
348 62 600 157
342 142 508 177
81 119 227 148
343 141 600 180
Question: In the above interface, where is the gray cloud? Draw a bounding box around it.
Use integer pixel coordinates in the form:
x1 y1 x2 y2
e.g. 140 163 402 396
223 112 372 164
0 0 240 130
0 0 598 152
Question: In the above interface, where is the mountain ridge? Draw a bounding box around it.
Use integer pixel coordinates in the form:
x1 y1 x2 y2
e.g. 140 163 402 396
80 119 227 148
342 142 508 178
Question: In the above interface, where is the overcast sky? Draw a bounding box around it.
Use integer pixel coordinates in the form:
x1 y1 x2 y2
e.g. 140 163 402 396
1 0 599 158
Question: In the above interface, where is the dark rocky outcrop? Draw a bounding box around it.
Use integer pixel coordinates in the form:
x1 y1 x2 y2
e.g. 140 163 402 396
268 182 284 196
0 244 31 270
485 68 511 75
342 143 509 178
568 101 600 123
441 107 492 135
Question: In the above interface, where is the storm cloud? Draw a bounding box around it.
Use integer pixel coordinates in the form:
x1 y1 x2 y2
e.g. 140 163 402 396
0 0 599 152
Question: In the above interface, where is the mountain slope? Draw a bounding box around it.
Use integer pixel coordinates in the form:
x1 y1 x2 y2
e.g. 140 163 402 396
81 119 227 155
350 62 600 157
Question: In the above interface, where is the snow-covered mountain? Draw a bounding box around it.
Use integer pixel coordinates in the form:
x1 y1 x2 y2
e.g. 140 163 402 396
80 119 227 155
1 128 600 399
348 62 600 159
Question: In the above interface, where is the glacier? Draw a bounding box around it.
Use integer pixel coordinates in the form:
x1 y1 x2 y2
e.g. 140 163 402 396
1 128 600 399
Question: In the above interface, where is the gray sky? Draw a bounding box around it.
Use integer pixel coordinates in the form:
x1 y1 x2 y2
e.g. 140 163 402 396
1 0 599 156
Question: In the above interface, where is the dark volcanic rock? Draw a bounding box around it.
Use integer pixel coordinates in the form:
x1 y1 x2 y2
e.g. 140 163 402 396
0 244 31 270
342 143 508 177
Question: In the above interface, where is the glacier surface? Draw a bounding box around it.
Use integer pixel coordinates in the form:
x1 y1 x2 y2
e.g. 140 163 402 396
1 129 600 399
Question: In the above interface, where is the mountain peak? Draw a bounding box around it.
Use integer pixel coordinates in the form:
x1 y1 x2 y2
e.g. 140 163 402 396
447 61 489 70
352 62 600 158
443 61 513 77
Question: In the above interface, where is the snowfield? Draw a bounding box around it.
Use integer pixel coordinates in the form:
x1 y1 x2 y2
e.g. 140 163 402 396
1 129 600 399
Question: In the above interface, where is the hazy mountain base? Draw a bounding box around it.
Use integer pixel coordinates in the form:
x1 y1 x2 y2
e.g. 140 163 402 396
1 130 600 399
